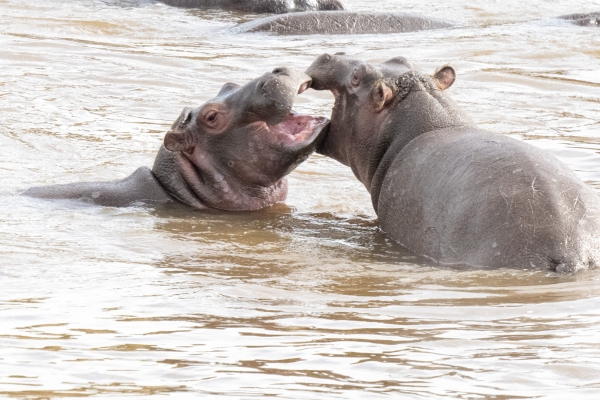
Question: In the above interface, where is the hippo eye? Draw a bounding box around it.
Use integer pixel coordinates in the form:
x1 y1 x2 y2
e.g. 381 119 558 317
205 111 219 124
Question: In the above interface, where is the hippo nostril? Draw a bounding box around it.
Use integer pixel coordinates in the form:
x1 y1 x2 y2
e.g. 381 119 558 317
272 67 290 76
183 111 192 125
174 107 194 129
258 78 267 91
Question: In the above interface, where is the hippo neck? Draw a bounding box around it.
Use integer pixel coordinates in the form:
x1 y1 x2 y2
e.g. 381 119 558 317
152 146 288 211
319 78 473 213
368 86 474 212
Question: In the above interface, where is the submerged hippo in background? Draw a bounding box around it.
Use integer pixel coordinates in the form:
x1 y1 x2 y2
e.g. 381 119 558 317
24 67 328 211
235 11 455 35
559 12 599 27
159 0 344 13
306 53 600 272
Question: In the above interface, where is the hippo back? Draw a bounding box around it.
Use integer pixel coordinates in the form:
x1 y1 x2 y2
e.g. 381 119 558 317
377 127 600 272
235 11 456 35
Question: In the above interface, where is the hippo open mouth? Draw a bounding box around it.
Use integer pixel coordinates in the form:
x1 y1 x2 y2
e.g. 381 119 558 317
269 112 329 144
297 80 311 94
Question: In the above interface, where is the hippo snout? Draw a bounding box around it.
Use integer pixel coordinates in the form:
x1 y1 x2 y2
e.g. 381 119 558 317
305 54 334 90
268 67 312 94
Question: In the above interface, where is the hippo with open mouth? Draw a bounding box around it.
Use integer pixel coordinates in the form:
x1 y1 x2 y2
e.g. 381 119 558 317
24 67 328 211
306 53 600 272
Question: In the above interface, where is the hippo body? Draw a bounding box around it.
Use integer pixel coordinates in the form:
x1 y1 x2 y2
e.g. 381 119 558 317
306 54 600 272
559 12 600 27
24 67 328 211
235 11 455 35
24 166 172 207
159 0 344 13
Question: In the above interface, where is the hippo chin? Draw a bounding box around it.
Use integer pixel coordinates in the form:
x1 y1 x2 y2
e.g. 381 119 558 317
24 67 328 211
235 11 455 35
159 0 344 13
559 12 600 27
306 53 600 272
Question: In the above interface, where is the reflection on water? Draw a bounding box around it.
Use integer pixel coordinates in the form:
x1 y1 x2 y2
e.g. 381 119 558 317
1 0 600 398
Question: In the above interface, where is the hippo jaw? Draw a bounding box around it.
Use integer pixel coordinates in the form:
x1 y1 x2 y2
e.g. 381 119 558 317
231 111 329 185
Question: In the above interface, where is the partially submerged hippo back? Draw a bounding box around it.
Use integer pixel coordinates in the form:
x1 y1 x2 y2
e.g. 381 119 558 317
558 12 600 27
24 67 328 211
306 53 600 272
235 11 455 35
159 0 344 13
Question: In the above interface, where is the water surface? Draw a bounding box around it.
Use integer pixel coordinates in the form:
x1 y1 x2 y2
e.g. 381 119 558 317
1 0 600 398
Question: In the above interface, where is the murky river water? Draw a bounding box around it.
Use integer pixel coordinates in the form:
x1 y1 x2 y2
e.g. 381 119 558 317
1 0 600 398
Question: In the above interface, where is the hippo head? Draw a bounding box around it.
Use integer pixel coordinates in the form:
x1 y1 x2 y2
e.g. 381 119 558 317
305 53 459 187
154 67 328 211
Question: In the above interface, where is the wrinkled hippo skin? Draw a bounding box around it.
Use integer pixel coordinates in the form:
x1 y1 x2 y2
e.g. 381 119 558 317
306 53 600 272
235 11 455 35
159 0 344 13
24 67 328 211
559 12 600 27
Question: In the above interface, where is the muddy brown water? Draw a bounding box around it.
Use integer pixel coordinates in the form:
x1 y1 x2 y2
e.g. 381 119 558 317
1 0 600 398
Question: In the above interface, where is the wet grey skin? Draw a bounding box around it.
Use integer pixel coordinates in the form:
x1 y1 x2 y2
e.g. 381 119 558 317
24 67 329 212
559 12 600 27
235 11 456 35
158 0 344 13
305 53 600 272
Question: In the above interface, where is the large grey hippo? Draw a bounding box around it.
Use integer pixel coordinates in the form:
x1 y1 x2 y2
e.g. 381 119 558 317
24 67 328 211
558 12 600 27
235 11 455 35
306 53 600 272
159 0 344 13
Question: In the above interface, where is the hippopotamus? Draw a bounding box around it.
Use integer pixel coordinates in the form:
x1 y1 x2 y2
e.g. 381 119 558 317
235 11 455 35
24 67 328 211
305 53 600 272
558 12 600 27
159 0 344 13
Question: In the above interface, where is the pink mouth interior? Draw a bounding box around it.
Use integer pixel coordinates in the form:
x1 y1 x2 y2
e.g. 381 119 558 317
270 113 327 142
297 81 311 94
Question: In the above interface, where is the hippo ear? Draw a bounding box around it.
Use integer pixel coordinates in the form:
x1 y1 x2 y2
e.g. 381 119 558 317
372 81 394 112
433 65 456 91
164 130 193 152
